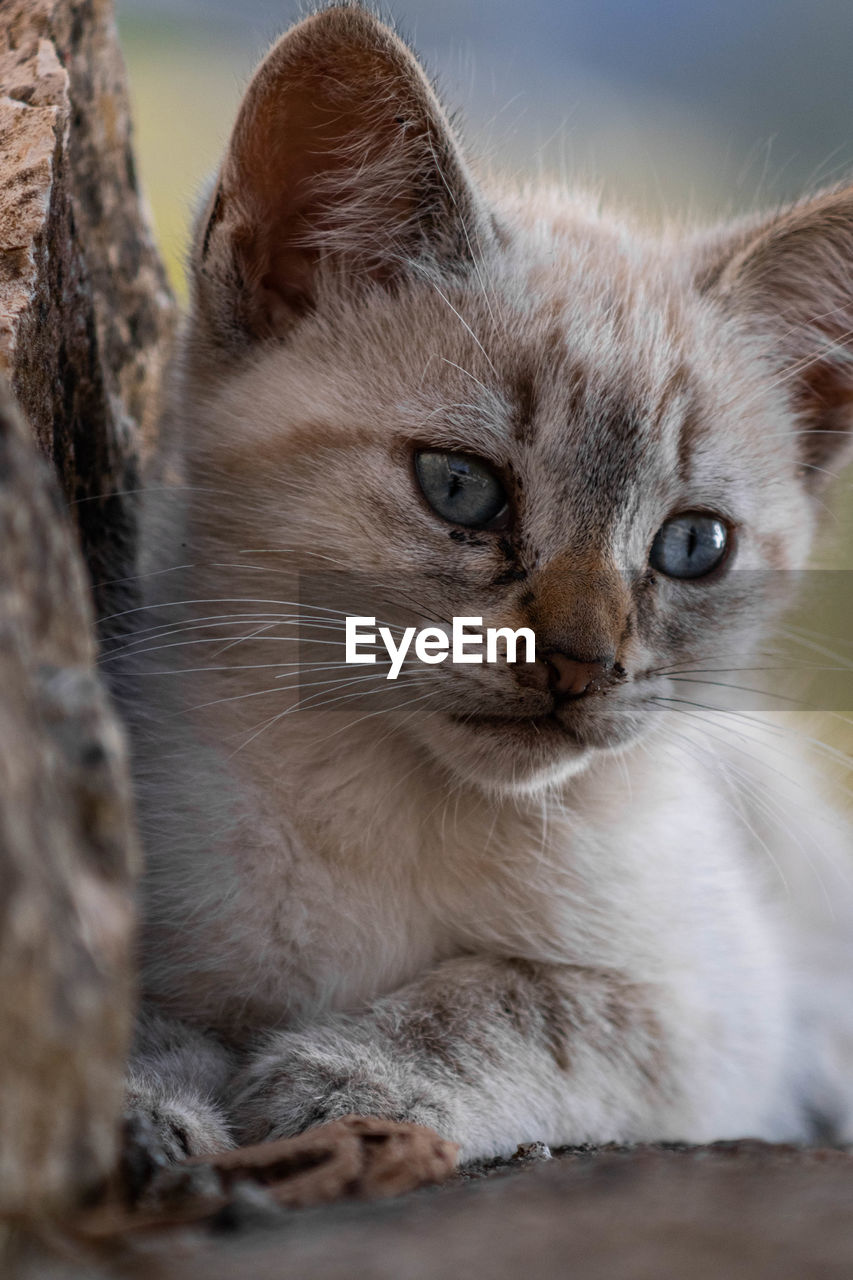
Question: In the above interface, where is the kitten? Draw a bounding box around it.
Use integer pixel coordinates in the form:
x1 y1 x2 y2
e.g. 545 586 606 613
120 3 853 1164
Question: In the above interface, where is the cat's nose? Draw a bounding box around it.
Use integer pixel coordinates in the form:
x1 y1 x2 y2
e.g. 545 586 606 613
545 652 617 699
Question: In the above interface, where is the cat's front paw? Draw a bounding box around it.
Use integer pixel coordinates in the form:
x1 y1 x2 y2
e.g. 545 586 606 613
121 1076 235 1202
231 1028 453 1145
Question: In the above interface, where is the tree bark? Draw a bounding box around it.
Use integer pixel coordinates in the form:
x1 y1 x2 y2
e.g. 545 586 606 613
0 0 176 617
0 378 138 1217
0 0 172 1218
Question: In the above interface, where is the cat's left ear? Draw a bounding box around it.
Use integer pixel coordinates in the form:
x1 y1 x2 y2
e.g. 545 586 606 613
697 186 853 478
191 6 490 353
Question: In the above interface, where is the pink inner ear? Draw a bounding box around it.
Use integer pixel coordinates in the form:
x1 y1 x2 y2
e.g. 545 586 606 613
193 7 484 355
192 8 482 349
261 246 317 318
222 55 426 333
705 189 853 473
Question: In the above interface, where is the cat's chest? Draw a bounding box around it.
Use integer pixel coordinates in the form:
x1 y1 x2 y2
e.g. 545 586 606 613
216 801 609 1027
144 745 768 1038
207 820 451 1025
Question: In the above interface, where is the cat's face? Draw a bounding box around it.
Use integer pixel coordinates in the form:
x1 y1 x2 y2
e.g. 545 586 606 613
179 6 853 794
191 246 810 792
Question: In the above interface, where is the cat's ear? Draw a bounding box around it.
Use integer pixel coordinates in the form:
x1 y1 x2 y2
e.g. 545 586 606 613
191 5 486 351
696 186 853 477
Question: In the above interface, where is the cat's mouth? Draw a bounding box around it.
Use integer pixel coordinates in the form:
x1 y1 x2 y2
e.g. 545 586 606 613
448 709 583 744
415 687 655 793
446 675 651 742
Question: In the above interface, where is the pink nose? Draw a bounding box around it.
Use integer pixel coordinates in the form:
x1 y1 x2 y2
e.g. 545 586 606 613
545 652 612 698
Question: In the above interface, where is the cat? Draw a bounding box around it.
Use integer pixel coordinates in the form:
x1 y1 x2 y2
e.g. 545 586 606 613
118 2 853 1166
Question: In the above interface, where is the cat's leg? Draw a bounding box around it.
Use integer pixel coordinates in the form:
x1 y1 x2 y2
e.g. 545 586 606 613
125 1007 237 1164
230 956 690 1162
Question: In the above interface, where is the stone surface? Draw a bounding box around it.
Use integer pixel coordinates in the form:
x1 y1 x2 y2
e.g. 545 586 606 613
8 1142 853 1278
190 1146 850 1280
128 1141 853 1279
0 0 176 613
0 378 138 1217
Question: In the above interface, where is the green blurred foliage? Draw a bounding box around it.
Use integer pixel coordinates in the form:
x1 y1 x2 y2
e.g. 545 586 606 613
120 15 252 296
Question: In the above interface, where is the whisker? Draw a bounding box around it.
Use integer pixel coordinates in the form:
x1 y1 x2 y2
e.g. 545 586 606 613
655 720 847 911
232 679 439 758
666 676 824 709
185 669 394 714
100 623 351 663
98 595 385 627
651 696 853 795
429 282 499 381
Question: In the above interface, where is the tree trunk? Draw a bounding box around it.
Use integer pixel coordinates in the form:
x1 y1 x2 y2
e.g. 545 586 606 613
0 0 176 618
0 379 138 1217
0 0 173 1217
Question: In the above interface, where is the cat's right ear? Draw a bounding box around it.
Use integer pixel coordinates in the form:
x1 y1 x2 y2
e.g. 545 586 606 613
694 186 853 477
190 5 488 354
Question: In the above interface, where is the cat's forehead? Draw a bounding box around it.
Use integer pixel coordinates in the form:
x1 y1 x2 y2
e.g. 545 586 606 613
389 227 775 544
394 218 714 412
495 221 721 423
392 226 739 471
237 211 771 507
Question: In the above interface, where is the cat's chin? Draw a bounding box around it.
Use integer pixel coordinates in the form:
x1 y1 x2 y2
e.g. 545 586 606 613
410 698 657 795
412 711 604 795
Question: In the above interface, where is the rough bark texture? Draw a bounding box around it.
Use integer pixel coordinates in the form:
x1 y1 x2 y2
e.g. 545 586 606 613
0 0 176 616
0 378 138 1217
0 0 164 1223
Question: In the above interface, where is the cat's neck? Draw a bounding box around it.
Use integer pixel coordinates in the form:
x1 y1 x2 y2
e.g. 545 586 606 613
233 697 646 869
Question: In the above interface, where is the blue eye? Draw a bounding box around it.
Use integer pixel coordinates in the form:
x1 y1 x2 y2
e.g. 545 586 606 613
650 513 729 580
414 450 508 529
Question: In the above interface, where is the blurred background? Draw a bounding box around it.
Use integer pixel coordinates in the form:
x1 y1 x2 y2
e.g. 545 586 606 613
115 0 853 296
115 0 853 761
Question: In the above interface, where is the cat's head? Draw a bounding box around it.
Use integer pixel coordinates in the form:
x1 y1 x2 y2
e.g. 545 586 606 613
176 4 853 794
